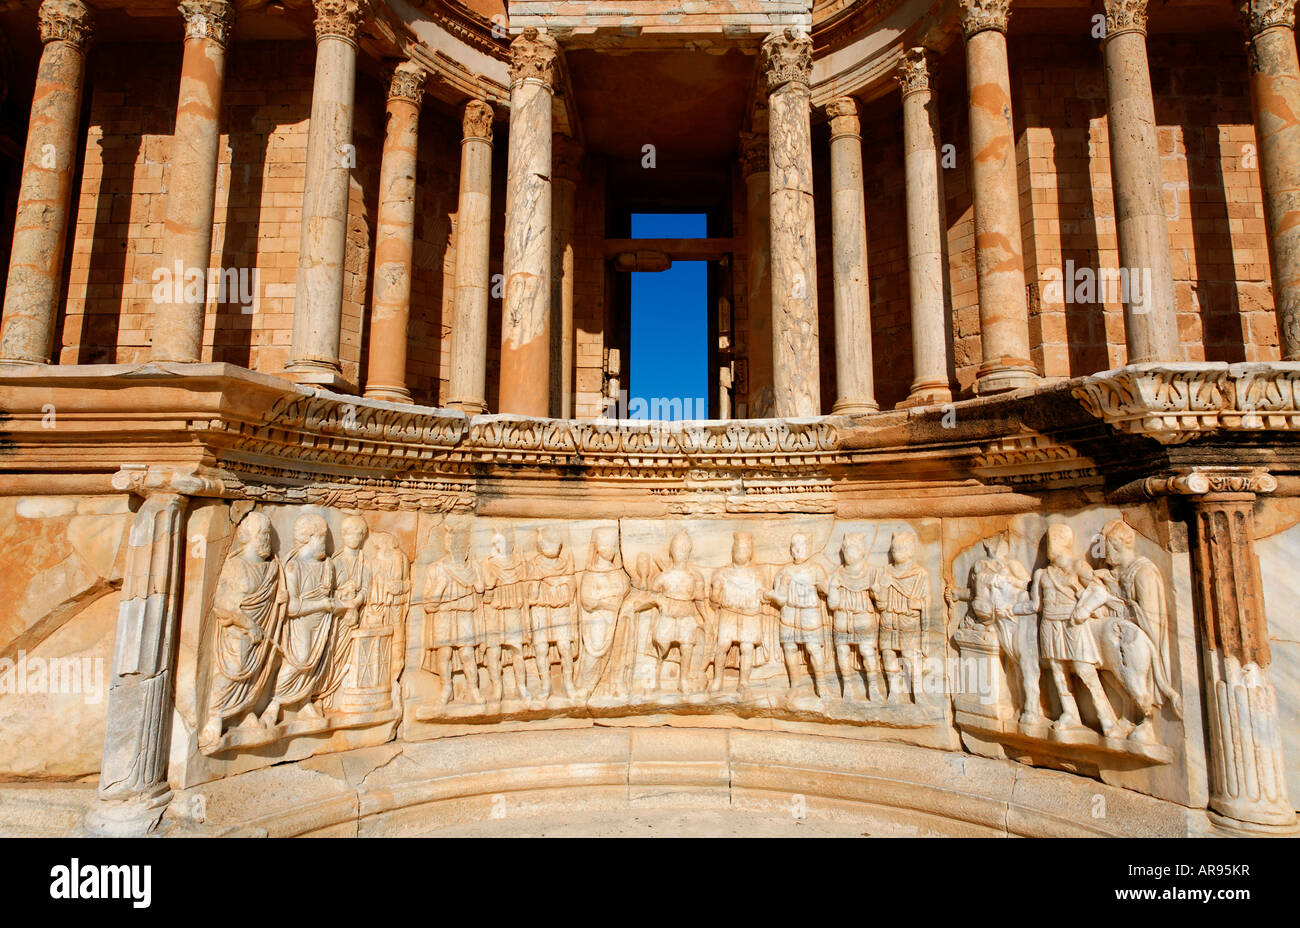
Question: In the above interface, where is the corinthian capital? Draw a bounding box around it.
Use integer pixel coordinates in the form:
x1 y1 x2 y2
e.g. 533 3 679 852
1239 0 1296 35
957 0 1012 37
462 99 494 141
896 47 931 97
312 0 367 44
508 27 559 88
1103 0 1148 38
826 97 860 137
178 0 235 47
739 130 768 177
761 27 813 93
38 0 93 48
387 61 426 104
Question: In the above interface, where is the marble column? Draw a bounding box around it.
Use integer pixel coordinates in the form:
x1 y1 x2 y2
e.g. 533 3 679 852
447 100 495 415
1242 0 1300 360
1182 471 1297 832
959 0 1038 394
1101 0 1180 363
763 27 821 418
151 0 235 363
0 0 93 364
741 127 774 418
499 27 557 417
827 97 877 415
286 0 364 387
363 62 425 404
897 48 953 408
551 134 581 419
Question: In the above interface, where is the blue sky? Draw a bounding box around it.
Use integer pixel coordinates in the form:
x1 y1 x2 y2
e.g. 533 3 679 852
630 213 708 419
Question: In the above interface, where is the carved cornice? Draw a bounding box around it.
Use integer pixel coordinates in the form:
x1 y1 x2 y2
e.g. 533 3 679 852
1239 0 1296 36
178 0 235 47
1103 0 1147 38
957 0 1012 38
896 47 932 98
1143 467 1278 498
312 0 367 45
462 99 494 142
739 130 768 178
387 61 426 104
508 27 559 89
826 96 860 138
38 0 92 48
761 27 813 93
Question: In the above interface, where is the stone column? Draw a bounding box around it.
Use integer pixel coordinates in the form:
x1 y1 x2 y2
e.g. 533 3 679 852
447 100 494 415
1242 0 1300 360
1179 470 1297 832
1101 0 1180 363
827 96 877 415
763 27 821 418
959 0 1038 394
499 27 557 417
741 127 774 418
86 489 189 836
551 134 581 419
151 0 235 363
0 0 93 364
363 62 425 404
286 0 364 388
898 48 953 408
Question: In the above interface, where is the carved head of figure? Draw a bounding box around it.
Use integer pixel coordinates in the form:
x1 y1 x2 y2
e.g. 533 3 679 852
889 530 916 566
538 526 562 558
669 531 693 566
1101 519 1137 569
1046 523 1074 564
340 514 368 552
732 532 753 567
237 511 273 561
790 532 810 564
491 530 509 558
293 513 329 561
981 532 1011 561
592 526 619 564
842 533 866 566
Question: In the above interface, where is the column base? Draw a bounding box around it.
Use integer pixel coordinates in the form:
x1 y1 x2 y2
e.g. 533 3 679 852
283 362 357 394
831 399 879 416
447 399 488 416
974 360 1039 395
898 384 953 409
83 786 172 837
363 385 413 405
1207 808 1298 836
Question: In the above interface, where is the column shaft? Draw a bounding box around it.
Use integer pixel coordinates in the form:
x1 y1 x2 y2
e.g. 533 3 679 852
551 135 580 418
447 101 494 414
827 97 876 414
364 63 424 404
741 129 774 417
0 0 93 364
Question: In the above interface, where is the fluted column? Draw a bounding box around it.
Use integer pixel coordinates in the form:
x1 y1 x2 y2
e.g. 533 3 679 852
959 0 1038 394
551 134 581 418
286 0 364 387
151 0 235 363
827 97 876 414
0 0 93 364
1242 0 1300 359
741 128 774 417
363 62 425 404
500 27 557 417
897 48 953 408
763 27 821 418
1181 470 1297 832
447 100 495 414
1101 0 1180 362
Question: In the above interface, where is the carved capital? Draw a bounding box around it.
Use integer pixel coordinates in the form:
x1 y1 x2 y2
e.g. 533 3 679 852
312 0 367 44
508 26 559 88
178 0 235 46
553 133 583 182
826 96 860 137
1143 467 1277 497
38 0 93 47
760 27 813 93
387 61 426 104
957 0 1012 37
1103 0 1148 38
739 130 768 177
896 47 932 97
1239 0 1296 36
462 98 494 142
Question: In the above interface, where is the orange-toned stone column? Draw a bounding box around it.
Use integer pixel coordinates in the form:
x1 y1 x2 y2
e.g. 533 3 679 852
499 27 557 417
286 0 364 388
151 0 235 363
447 100 494 415
363 62 425 404
551 134 581 418
959 0 1038 394
741 127 774 417
0 0 93 364
1242 0 1300 359
1101 0 1180 363
827 96 876 414
763 27 821 418
897 48 953 408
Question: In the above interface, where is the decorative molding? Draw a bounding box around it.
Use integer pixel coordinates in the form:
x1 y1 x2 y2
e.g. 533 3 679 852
1103 0 1148 38
761 27 813 93
508 27 559 89
38 0 93 48
957 0 1011 38
387 61 426 104
896 47 931 98
178 0 235 47
462 98 494 142
312 0 367 44
1239 0 1296 36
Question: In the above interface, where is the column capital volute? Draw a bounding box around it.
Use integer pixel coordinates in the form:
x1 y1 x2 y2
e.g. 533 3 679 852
462 98 494 143
177 0 235 47
760 27 813 93
739 130 768 178
312 0 368 45
957 0 1012 38
387 61 426 104
508 26 559 90
1239 0 1296 37
826 96 860 138
1142 466 1278 499
1102 0 1148 41
896 47 932 97
38 0 93 48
